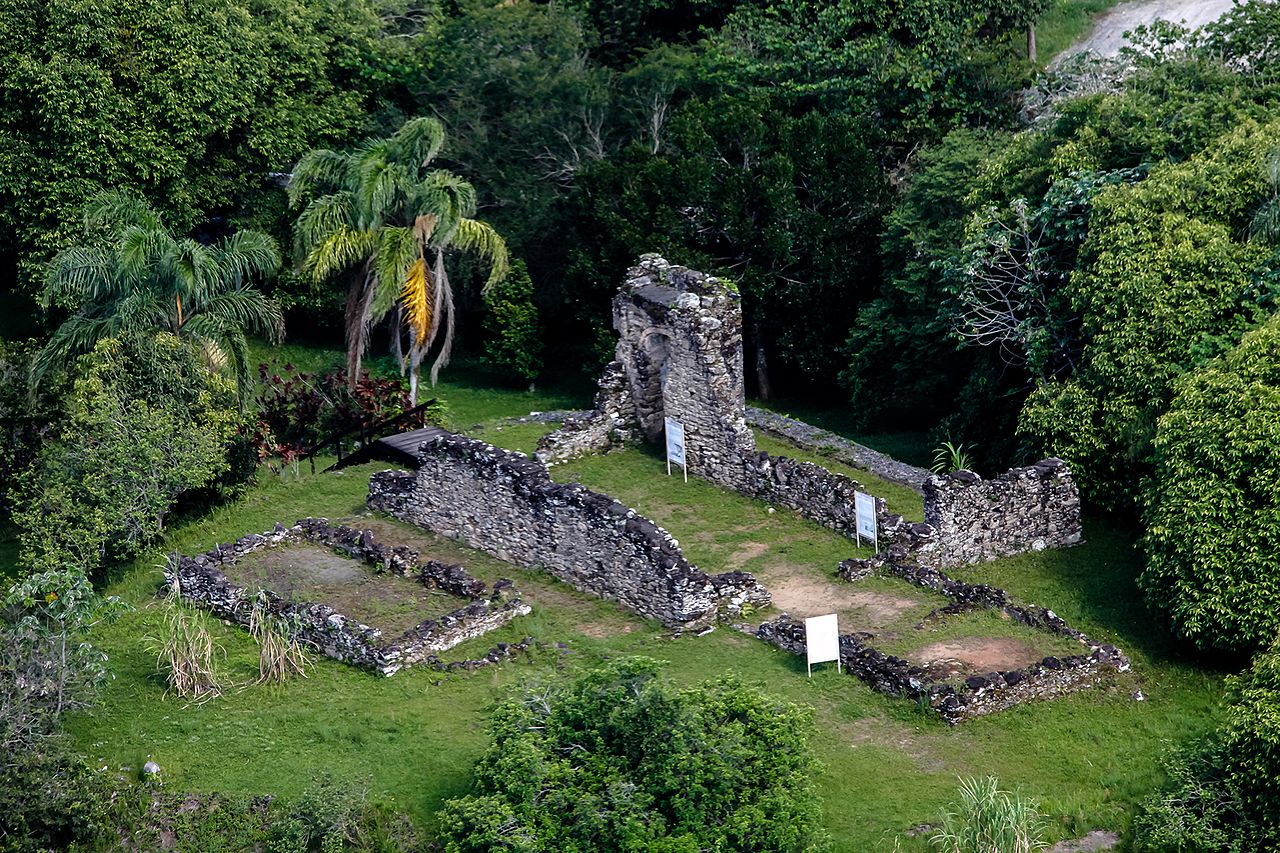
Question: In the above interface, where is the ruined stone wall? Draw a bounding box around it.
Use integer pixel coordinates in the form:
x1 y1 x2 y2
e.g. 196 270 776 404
736 451 865 537
166 520 530 676
368 434 770 627
756 615 1126 724
537 255 756 482
923 459 1082 567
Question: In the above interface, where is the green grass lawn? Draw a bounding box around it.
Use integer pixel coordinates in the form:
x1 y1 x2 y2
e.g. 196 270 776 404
67 426 1226 850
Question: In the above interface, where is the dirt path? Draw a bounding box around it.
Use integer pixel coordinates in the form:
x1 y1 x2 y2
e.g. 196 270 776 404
1059 0 1237 59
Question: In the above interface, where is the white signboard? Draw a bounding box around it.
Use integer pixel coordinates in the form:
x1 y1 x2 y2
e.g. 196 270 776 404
664 417 687 481
805 614 841 677
854 491 878 552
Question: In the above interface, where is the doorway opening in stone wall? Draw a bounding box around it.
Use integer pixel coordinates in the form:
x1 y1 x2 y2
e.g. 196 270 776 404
635 327 673 442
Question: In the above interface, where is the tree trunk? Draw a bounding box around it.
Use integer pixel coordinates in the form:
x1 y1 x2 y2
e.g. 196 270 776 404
755 332 773 402
1027 24 1037 63
343 276 365 391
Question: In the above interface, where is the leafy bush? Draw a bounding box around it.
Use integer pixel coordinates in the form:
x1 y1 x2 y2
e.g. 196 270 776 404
1139 314 1280 653
1018 121 1278 508
482 259 543 385
15 335 239 575
0 743 116 853
0 569 121 852
437 658 828 852
0 340 60 513
1 569 118 752
1133 639 1280 851
931 776 1047 853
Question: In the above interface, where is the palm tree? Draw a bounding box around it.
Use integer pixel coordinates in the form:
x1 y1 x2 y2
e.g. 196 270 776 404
1250 147 1280 244
33 191 284 406
289 116 508 402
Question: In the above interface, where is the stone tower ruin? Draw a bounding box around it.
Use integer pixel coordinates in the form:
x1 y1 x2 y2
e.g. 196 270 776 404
537 255 756 478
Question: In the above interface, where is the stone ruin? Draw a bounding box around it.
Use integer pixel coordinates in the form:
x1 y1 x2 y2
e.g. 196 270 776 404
537 254 1084 565
369 434 771 628
166 519 531 676
537 254 756 478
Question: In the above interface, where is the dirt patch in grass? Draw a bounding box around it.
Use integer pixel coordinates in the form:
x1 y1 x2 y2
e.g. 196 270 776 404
913 637 1048 676
224 543 471 635
726 541 770 570
755 568 941 634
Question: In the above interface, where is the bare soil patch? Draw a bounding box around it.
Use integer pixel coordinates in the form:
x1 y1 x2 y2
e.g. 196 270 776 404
224 543 470 635
912 637 1047 675
725 541 770 571
754 569 937 633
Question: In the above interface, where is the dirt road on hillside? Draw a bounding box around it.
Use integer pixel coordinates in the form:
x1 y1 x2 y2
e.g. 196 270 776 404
1059 0 1238 58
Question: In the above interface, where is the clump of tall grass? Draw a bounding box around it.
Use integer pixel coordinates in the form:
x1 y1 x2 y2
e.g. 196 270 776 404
147 580 223 702
249 591 310 684
931 776 1047 853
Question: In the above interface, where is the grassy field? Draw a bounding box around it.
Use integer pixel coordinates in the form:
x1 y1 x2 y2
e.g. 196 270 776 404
63 378 1227 850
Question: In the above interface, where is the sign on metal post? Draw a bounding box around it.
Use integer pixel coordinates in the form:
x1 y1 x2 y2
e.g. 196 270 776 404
854 491 878 552
804 614 841 677
664 417 687 482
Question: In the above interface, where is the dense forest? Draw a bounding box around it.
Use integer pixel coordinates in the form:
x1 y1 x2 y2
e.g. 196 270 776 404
3 0 1280 850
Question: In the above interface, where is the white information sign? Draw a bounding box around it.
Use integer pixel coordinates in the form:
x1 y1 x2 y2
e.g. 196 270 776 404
664 417 687 482
804 614 841 677
854 491 878 552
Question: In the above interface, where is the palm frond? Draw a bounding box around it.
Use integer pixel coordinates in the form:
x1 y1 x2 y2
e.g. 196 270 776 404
83 190 162 237
452 218 510 291
294 191 355 260
1251 198 1280 244
371 226 418 321
399 256 431 343
288 149 351 208
428 252 456 387
356 156 410 225
214 231 282 287
42 246 119 308
29 314 120 395
118 224 174 284
303 226 377 282
194 288 285 344
391 116 446 170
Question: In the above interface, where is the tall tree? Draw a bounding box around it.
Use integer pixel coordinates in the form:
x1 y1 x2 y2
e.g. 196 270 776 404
291 116 509 401
33 191 284 406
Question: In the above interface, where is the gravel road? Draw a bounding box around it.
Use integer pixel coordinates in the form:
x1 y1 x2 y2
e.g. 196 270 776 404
1060 0 1239 58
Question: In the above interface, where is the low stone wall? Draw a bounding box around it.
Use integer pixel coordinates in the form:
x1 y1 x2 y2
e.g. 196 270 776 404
757 608 1127 724
923 460 1082 567
734 451 865 538
746 407 931 491
808 543 1130 722
165 520 530 676
368 434 770 628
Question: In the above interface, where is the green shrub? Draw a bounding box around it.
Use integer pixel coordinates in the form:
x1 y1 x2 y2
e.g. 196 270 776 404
15 335 239 576
437 658 828 852
482 259 543 386
1139 314 1280 653
1134 639 1280 851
